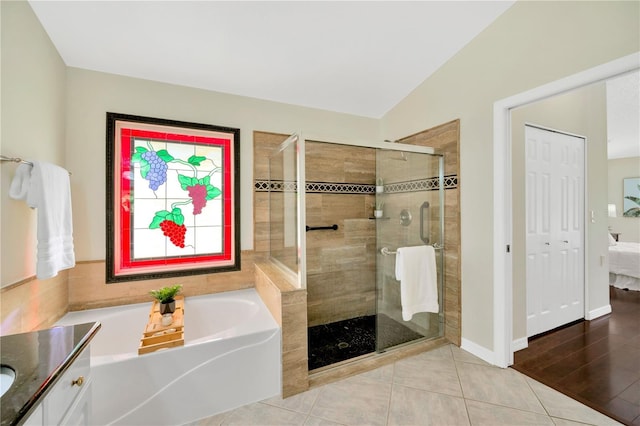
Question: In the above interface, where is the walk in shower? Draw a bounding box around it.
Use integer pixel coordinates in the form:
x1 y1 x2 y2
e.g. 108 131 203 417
269 135 444 371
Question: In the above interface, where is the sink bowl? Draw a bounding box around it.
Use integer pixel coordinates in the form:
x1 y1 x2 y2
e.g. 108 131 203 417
0 365 16 397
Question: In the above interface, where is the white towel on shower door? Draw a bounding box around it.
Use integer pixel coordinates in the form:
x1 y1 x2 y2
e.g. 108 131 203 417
9 161 75 279
395 245 439 321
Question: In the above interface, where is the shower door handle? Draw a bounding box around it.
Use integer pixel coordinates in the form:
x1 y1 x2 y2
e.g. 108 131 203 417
420 201 430 244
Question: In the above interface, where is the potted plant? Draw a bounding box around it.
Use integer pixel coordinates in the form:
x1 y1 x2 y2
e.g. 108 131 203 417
375 177 384 193
149 285 182 315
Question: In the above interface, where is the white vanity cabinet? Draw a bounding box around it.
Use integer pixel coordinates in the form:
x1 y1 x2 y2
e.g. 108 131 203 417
23 345 92 426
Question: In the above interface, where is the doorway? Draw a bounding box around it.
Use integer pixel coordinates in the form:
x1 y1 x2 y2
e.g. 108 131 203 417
492 52 639 368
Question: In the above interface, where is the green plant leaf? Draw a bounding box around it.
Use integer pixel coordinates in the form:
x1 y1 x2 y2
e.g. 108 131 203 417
624 207 640 217
140 163 150 179
149 216 164 229
206 186 221 200
149 210 171 229
131 152 142 163
178 174 192 190
172 208 185 226
201 175 211 186
135 146 148 153
624 195 640 206
156 149 174 162
188 155 207 166
149 284 182 303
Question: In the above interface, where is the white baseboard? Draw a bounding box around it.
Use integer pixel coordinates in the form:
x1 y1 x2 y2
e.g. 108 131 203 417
460 338 497 366
585 304 611 320
512 337 528 352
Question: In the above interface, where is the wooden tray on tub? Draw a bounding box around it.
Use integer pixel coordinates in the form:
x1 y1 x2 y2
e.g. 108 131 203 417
138 296 184 355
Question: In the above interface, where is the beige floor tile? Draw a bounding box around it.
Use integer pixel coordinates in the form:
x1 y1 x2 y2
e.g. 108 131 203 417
387 383 469 426
419 343 454 360
262 387 321 414
450 344 490 366
457 362 546 414
189 411 229 426
221 402 307 425
189 345 621 426
310 375 392 426
524 376 623 426
465 400 554 425
551 418 598 426
357 362 394 383
393 350 463 397
303 416 346 426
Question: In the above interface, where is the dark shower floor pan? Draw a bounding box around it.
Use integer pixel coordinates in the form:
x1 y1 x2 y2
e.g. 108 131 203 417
307 314 424 371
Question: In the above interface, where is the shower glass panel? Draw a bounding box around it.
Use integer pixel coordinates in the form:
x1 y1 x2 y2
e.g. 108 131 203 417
375 149 444 352
268 134 306 287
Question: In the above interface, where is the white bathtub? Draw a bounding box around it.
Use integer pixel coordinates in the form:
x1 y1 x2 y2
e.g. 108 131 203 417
56 288 281 425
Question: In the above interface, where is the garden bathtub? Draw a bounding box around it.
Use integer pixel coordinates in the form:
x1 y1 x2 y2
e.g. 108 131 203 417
56 288 281 425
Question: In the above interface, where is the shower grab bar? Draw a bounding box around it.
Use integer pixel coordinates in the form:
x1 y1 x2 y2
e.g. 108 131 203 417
306 224 338 232
380 244 443 256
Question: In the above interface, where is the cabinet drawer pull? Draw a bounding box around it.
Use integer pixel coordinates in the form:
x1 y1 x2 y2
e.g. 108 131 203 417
71 376 84 387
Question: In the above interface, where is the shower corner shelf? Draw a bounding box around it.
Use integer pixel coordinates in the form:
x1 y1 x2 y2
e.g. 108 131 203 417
139 296 185 355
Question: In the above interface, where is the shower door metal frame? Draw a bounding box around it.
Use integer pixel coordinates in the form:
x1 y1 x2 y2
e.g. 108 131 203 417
268 133 307 289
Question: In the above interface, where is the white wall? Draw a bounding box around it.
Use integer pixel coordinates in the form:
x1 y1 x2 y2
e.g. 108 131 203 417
1 1 67 286
1 2 380 286
381 1 639 352
608 157 640 242
511 83 609 342
65 69 380 261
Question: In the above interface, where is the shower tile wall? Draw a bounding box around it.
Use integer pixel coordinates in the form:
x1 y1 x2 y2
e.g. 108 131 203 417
252 126 461 345
399 119 461 345
305 141 376 327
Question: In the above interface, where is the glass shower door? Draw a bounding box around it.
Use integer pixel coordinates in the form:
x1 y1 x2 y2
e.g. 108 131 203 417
375 149 444 352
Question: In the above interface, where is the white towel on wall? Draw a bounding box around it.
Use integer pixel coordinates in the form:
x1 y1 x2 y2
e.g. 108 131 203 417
9 161 75 279
395 245 439 321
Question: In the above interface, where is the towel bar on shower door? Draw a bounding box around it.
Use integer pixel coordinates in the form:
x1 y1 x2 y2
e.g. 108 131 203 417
380 244 443 256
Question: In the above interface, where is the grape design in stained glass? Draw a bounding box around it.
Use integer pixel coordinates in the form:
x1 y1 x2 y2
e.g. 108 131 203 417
130 138 223 259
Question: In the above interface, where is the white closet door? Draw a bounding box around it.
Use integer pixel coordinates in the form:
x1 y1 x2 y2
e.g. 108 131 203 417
525 125 585 337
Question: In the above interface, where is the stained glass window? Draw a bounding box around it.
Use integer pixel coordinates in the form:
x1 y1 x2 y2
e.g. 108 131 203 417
106 113 240 282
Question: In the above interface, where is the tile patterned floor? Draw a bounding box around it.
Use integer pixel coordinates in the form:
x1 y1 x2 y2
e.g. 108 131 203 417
187 344 622 426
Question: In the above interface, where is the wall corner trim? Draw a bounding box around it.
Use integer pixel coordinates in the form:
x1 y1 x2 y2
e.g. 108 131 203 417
586 304 612 320
460 338 500 367
512 337 528 353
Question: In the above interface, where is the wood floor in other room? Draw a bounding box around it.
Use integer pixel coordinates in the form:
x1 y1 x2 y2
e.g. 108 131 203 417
513 286 640 425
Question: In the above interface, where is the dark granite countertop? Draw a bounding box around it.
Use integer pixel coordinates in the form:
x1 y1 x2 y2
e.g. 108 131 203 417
0 322 101 426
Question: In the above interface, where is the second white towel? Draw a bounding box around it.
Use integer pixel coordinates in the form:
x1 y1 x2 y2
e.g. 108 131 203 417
395 245 439 321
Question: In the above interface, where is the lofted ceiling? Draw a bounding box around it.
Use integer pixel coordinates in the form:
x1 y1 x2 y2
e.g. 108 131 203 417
28 1 515 118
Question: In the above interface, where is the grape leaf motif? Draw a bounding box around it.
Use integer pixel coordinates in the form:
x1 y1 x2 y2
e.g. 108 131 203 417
131 147 174 191
149 208 186 248
177 174 222 215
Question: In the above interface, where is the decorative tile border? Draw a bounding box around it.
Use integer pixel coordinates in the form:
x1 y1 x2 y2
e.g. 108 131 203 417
384 175 458 193
254 175 457 194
